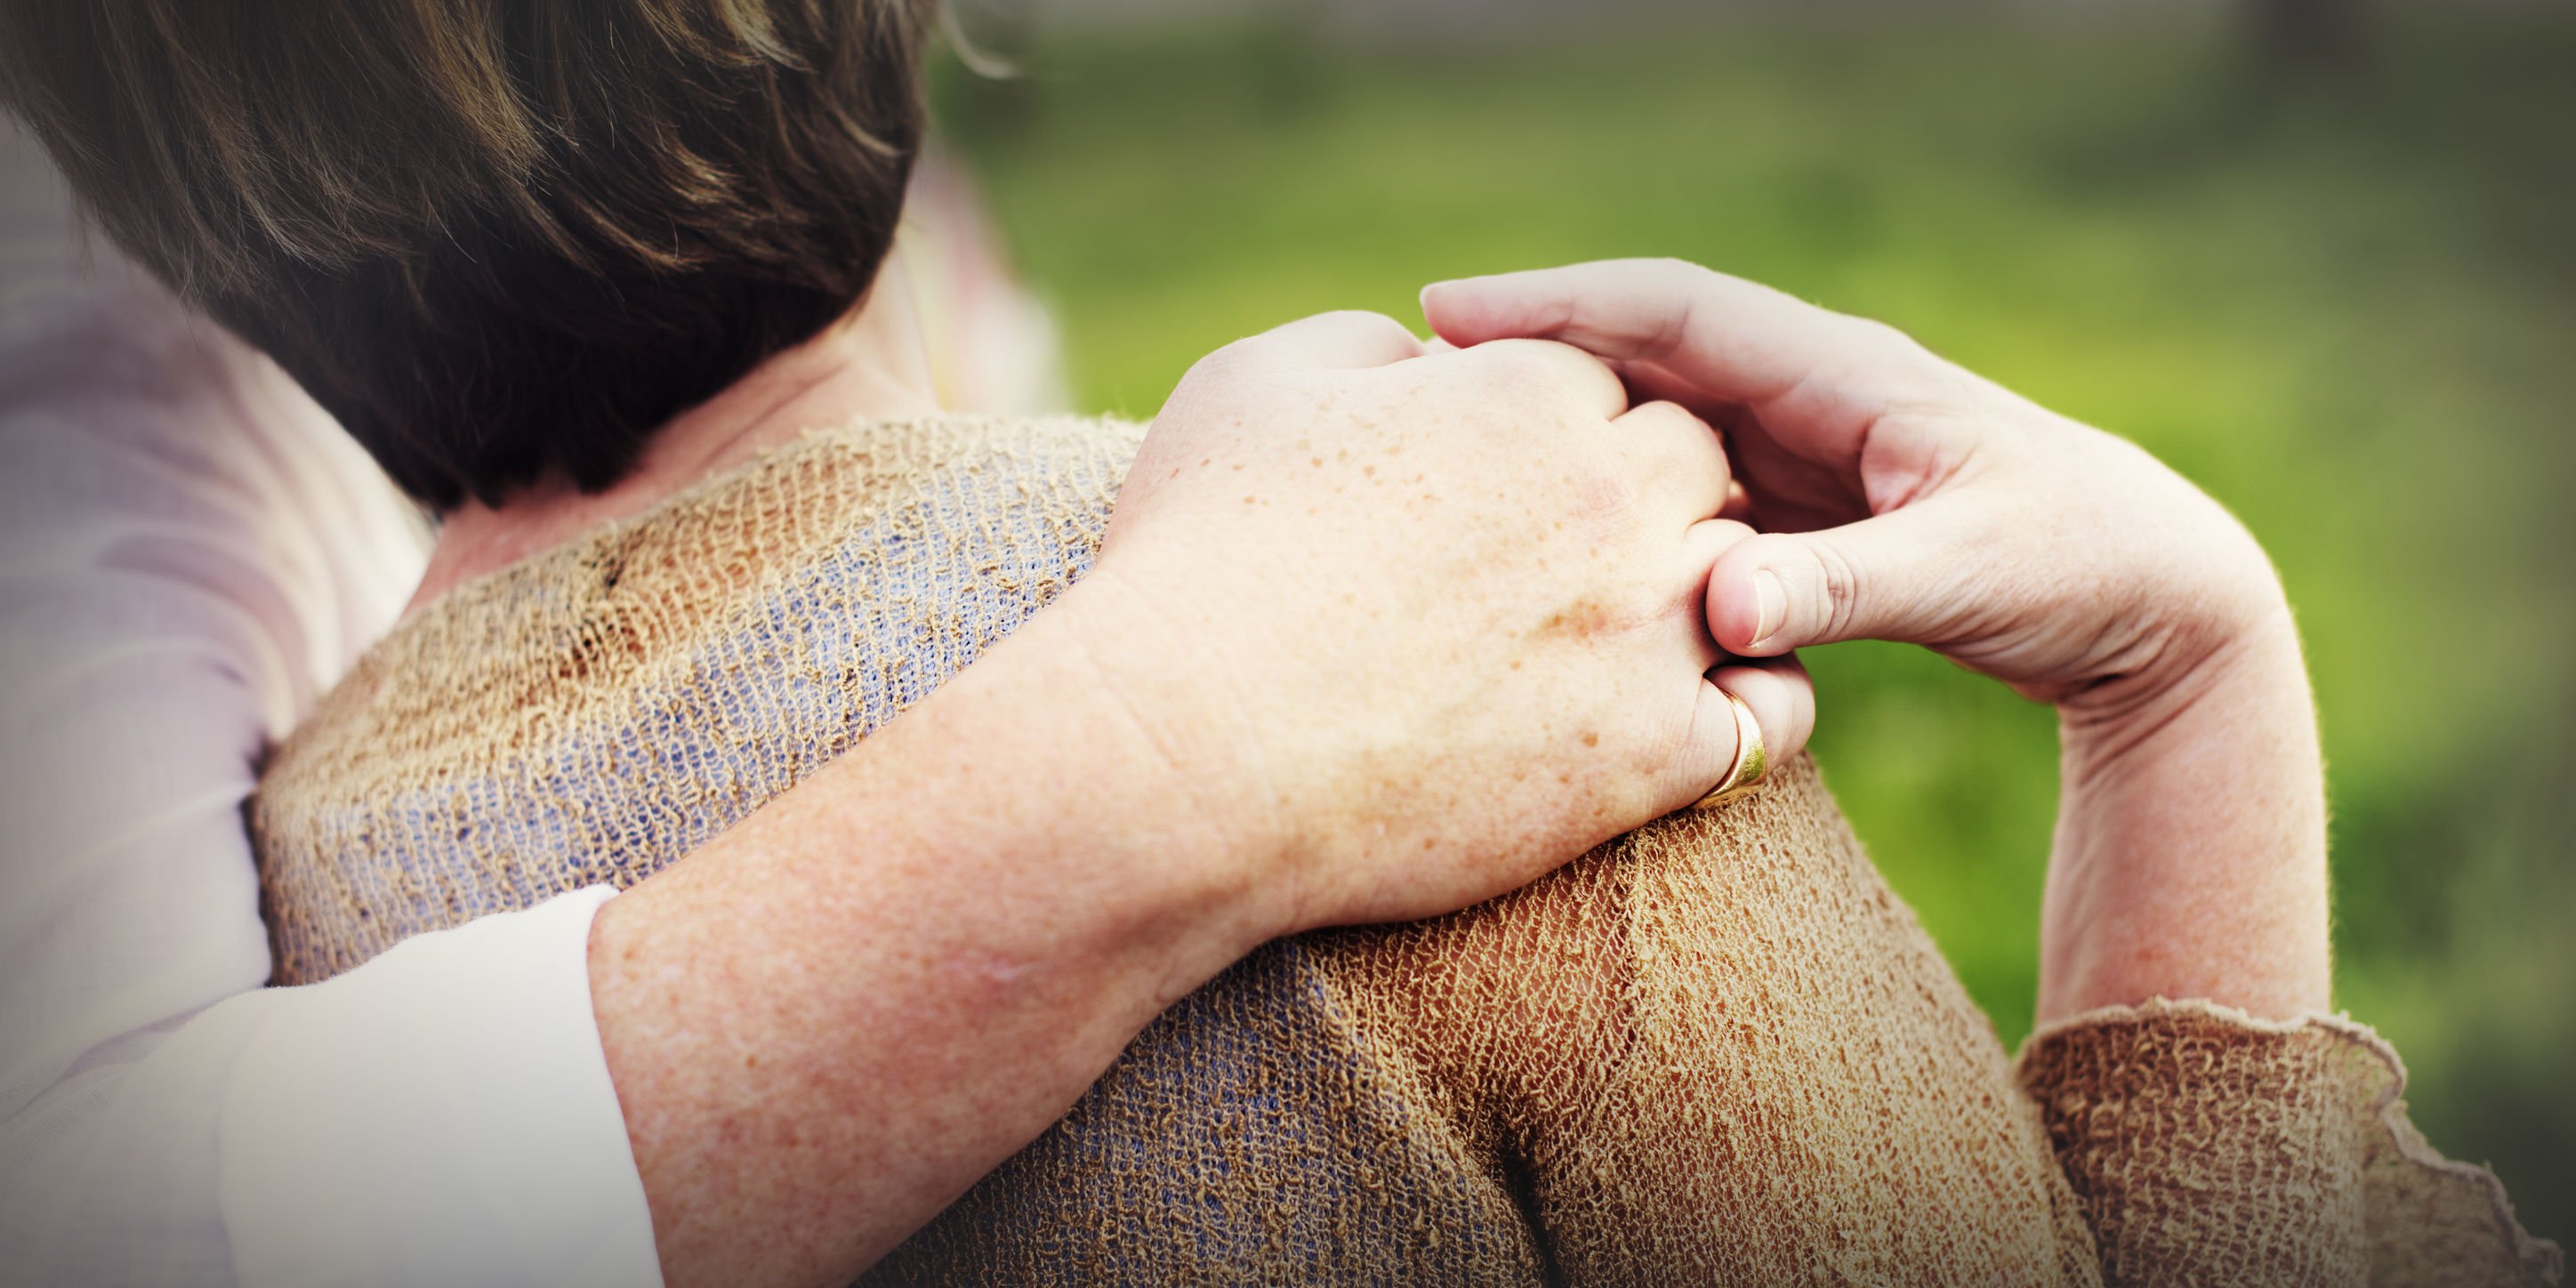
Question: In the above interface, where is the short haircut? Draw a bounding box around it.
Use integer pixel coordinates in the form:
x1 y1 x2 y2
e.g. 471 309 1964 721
1 0 937 508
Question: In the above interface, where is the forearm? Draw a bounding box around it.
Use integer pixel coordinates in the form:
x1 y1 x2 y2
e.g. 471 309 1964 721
2039 603 2330 1023
588 589 1282 1288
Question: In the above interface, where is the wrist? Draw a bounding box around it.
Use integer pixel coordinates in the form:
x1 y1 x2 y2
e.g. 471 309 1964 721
2040 594 2330 1019
2058 592 2304 779
1016 570 1307 945
2056 501 2295 737
592 570 1319 1283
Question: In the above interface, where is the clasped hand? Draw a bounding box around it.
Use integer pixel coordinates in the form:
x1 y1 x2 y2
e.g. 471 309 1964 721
1074 310 1813 931
1069 258 2299 954
1422 258 2293 721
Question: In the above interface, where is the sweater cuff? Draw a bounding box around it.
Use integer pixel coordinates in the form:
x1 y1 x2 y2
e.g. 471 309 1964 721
2016 997 2560 1288
215 886 662 1287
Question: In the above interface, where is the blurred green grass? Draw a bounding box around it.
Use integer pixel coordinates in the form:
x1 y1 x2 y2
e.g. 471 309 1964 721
936 5 2574 1238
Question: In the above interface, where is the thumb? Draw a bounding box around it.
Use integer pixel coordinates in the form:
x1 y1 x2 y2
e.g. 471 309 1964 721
1708 503 1984 656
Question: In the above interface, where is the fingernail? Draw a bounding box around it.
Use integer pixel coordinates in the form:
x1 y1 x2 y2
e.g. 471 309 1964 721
1750 569 1786 648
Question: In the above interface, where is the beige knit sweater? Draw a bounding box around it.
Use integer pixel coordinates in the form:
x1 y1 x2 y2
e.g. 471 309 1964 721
254 414 2558 1286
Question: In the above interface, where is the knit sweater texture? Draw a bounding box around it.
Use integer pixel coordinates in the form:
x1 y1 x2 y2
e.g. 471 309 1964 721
253 414 2559 1286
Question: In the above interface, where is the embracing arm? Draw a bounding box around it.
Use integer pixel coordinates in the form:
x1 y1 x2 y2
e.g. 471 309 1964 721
584 588 1278 1286
587 312 1800 1288
0 221 1774 1288
0 300 1250 1288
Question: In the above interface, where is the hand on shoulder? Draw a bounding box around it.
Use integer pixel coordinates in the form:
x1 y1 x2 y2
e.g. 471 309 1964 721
1051 309 1815 934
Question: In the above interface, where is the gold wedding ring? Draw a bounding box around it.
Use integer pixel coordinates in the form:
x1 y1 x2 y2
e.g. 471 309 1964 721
1692 687 1769 810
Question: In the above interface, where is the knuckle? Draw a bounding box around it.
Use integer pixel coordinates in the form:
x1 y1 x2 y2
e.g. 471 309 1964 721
1854 317 1941 378
1184 339 1258 385
1803 539 1866 638
1450 349 1582 416
1627 398 1698 436
1704 517 1758 546
1324 307 1397 327
1479 335 1587 372
1636 404 1718 467
1469 335 1554 368
1563 456 1644 526
1839 314 1916 356
1856 316 1915 349
1318 308 1405 341
1481 354 1561 404
1646 254 1706 284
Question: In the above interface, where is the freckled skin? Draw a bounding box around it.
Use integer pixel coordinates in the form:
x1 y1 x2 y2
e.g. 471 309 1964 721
1097 318 1796 927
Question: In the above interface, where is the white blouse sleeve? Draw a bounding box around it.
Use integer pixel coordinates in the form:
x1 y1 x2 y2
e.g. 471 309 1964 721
0 130 662 1288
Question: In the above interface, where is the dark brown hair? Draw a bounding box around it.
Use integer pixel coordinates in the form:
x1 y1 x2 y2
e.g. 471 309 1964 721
1 0 937 508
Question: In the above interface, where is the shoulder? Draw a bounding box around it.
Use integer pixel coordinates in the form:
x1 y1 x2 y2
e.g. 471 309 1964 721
1302 759 1852 1093
1308 755 2008 1135
272 413 1144 792
253 412 1145 980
